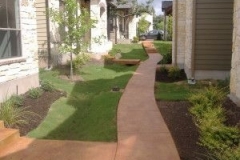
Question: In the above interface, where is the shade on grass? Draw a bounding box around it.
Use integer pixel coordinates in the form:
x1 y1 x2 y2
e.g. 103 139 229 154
28 44 146 141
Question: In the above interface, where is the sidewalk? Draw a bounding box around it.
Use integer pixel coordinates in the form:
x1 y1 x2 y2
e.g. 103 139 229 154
115 41 180 160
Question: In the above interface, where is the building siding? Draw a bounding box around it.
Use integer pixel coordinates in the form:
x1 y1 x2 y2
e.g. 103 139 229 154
194 0 234 70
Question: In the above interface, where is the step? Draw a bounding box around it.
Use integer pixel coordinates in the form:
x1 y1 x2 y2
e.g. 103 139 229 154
0 128 20 150
0 121 4 129
112 59 141 65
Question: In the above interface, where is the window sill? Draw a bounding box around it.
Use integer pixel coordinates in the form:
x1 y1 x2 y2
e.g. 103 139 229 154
0 57 26 66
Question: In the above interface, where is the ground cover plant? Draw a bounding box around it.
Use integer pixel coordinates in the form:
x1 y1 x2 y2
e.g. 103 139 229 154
155 67 240 160
27 44 146 142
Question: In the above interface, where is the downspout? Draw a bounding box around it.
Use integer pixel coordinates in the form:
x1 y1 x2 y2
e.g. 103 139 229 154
173 0 178 66
45 0 51 69
191 0 196 79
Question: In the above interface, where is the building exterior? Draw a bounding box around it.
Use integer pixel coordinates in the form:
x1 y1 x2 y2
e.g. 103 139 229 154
173 0 240 105
0 0 39 102
173 0 233 80
107 1 153 44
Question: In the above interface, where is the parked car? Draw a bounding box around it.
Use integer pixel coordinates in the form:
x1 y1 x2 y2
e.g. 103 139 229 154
139 30 164 40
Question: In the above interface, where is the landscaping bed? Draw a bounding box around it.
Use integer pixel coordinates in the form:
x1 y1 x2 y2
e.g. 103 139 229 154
155 69 240 160
18 90 66 136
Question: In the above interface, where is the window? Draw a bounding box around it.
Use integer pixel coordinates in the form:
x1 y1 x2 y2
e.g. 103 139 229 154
0 0 21 59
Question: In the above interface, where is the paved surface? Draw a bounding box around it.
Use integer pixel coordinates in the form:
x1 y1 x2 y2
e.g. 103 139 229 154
0 41 180 160
115 41 180 160
0 137 117 160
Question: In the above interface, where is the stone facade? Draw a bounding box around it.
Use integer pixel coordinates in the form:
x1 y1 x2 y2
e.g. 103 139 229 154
0 0 39 102
172 0 186 69
230 0 240 105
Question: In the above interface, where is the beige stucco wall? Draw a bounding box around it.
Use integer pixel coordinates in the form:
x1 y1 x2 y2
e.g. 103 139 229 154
0 0 39 102
90 0 112 54
230 0 240 105
172 0 186 69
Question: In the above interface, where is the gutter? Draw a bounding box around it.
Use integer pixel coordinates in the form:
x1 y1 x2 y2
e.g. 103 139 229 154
191 0 196 79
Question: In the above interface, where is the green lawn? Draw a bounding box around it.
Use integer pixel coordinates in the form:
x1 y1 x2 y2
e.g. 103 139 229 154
112 44 148 61
154 41 172 64
155 81 195 101
28 44 146 142
154 41 172 55
155 80 229 101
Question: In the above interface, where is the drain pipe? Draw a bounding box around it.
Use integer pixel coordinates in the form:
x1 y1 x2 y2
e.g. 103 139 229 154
173 0 178 66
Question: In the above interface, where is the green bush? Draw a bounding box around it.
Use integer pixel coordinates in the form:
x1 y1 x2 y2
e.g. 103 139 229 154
132 36 139 43
73 53 90 70
28 88 43 99
0 99 37 128
168 66 181 80
159 65 168 74
161 51 172 64
41 80 55 92
189 86 240 160
8 95 24 107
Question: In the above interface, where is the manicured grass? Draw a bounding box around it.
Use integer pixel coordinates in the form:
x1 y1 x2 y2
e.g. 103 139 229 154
154 41 172 55
155 81 194 101
154 41 172 64
112 44 148 61
28 44 146 142
155 80 229 101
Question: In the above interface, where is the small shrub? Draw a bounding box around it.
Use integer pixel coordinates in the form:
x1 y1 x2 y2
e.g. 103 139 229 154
8 94 24 107
73 53 90 70
28 88 43 99
159 65 168 74
132 36 139 43
189 86 240 160
168 66 181 79
108 48 121 56
0 100 37 128
41 80 55 92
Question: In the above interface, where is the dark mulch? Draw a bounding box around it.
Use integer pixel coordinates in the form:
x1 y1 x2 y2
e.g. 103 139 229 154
155 70 240 160
17 90 66 136
155 68 186 83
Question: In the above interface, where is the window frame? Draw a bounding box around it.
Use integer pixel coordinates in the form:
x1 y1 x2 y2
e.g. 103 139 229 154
0 0 22 61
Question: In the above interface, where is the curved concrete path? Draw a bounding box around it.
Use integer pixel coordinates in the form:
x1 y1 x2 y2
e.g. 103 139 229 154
115 42 180 160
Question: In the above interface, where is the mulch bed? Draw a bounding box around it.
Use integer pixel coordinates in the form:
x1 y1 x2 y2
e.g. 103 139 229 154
155 70 240 160
17 90 66 136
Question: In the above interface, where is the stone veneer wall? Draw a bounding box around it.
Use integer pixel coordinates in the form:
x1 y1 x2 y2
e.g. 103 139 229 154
184 0 194 79
90 0 112 54
230 0 240 105
172 0 186 69
0 0 39 102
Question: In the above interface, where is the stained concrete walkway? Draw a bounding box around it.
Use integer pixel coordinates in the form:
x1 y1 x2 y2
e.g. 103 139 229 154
115 41 180 160
0 41 180 160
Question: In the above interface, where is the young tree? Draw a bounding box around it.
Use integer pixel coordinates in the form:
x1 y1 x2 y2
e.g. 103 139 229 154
137 17 150 34
49 0 96 80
